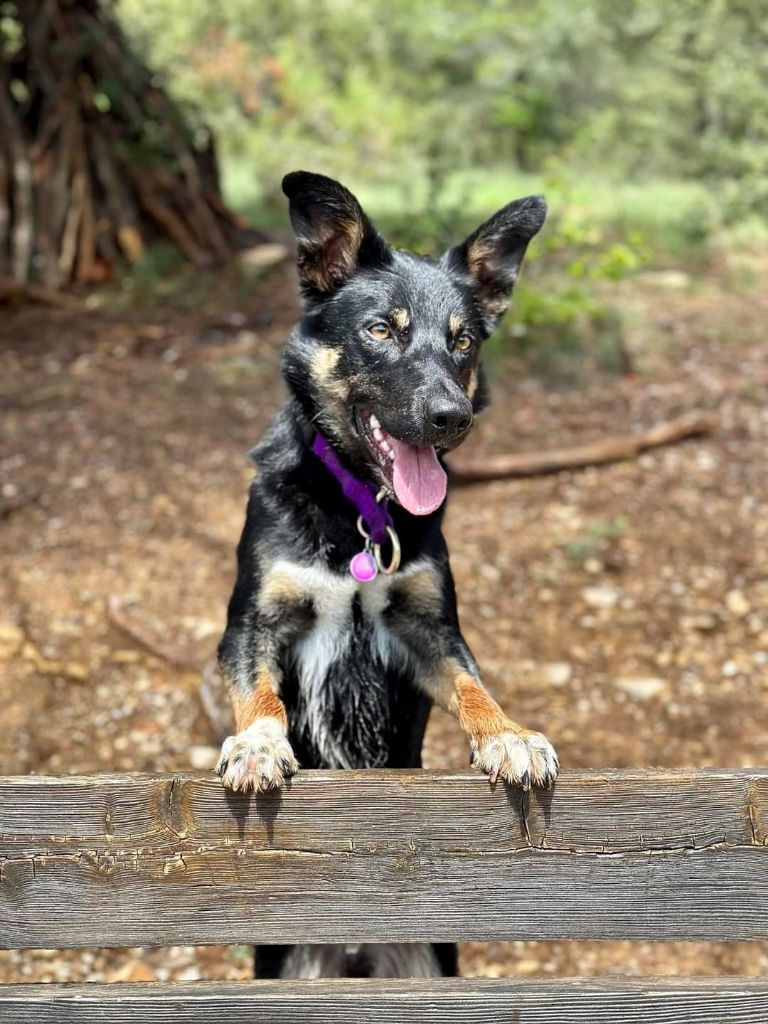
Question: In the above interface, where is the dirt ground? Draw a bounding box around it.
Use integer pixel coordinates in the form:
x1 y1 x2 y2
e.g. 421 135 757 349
1 258 767 982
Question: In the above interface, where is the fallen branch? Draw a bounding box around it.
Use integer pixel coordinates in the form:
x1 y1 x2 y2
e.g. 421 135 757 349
449 411 719 484
0 278 85 310
106 595 199 668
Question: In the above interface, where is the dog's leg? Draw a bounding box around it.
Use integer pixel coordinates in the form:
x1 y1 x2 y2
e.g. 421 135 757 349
216 659 298 793
388 561 558 789
425 655 558 789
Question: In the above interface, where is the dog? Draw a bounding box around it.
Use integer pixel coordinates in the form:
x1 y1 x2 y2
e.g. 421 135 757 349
216 171 558 979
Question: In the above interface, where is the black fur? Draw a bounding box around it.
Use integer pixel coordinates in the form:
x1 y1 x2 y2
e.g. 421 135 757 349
218 171 547 979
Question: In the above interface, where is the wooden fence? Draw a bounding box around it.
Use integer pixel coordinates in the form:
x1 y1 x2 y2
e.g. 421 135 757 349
2 768 768 1020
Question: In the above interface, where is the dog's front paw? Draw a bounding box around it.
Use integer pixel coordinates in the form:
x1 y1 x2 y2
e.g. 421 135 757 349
470 727 558 790
215 717 298 793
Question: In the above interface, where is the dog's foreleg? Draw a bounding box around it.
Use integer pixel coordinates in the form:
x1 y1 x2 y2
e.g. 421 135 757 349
215 628 298 793
423 654 558 789
388 561 558 789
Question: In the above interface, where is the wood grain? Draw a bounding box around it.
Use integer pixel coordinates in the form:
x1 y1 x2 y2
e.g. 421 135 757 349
3 978 768 1023
1 769 767 948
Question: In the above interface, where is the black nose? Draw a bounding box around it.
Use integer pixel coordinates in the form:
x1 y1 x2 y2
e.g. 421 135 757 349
426 396 473 440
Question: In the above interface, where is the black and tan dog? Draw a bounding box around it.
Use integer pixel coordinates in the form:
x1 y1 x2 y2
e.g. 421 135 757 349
216 171 557 979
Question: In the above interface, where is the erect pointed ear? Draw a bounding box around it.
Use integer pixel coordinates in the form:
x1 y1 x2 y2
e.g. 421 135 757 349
282 171 391 296
442 195 547 334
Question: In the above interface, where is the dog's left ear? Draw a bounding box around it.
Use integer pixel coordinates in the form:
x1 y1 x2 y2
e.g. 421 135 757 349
282 171 391 295
443 195 547 334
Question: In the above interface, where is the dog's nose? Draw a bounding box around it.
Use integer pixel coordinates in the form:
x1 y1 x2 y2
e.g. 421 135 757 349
426 395 473 441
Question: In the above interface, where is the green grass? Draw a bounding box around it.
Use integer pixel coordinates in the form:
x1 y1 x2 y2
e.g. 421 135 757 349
223 158 715 259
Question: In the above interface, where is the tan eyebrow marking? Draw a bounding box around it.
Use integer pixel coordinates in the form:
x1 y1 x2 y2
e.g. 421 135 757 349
390 308 410 331
449 313 464 335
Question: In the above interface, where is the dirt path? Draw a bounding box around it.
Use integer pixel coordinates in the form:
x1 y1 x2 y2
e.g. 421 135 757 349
1 266 766 981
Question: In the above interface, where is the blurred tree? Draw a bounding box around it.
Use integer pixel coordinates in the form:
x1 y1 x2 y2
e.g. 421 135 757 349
119 0 768 215
0 0 246 290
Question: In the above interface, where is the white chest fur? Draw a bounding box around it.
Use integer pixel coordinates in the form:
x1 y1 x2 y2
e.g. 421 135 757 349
262 559 422 766
270 558 407 671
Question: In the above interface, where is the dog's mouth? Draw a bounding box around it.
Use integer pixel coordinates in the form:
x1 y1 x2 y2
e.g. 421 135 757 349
354 408 447 516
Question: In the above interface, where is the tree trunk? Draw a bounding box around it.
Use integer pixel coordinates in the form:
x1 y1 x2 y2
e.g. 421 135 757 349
0 0 248 290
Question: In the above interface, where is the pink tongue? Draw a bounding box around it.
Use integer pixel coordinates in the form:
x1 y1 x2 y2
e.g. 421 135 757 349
389 438 447 515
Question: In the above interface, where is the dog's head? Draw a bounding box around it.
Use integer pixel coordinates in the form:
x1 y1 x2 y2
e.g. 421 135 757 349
281 171 546 515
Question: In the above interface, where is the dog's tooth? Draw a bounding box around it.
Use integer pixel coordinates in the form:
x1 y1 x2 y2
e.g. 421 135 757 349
373 427 384 442
379 439 391 453
388 450 396 461
369 414 381 430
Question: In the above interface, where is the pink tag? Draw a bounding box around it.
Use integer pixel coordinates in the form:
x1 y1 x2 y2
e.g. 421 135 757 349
350 550 378 582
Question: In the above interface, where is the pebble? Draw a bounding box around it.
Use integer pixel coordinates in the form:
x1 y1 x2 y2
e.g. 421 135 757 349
614 676 668 700
189 745 218 770
725 590 751 617
544 662 573 687
582 586 621 609
0 625 24 658
681 614 718 632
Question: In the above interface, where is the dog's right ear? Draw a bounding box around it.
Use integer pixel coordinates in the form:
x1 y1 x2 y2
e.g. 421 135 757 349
282 171 391 295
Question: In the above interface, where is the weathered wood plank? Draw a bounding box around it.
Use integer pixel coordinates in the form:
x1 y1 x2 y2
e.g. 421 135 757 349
1 768 764 854
1 769 767 947
2 978 768 1023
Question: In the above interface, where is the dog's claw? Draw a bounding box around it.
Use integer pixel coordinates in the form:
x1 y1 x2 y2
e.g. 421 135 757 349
216 718 299 794
470 729 558 790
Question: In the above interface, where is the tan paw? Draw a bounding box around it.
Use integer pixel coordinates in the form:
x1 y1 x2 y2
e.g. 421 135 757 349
215 717 298 793
470 728 558 790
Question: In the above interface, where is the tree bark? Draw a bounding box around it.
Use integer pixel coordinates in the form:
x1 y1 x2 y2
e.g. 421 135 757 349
0 0 247 290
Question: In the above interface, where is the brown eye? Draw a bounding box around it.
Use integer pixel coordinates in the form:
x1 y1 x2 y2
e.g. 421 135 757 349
368 322 392 341
455 334 473 353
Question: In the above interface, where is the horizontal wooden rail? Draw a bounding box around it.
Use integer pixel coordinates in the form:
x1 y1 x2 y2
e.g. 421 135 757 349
1 769 768 948
2 978 768 1023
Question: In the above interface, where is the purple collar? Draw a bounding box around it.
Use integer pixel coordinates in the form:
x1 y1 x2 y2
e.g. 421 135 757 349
311 431 392 545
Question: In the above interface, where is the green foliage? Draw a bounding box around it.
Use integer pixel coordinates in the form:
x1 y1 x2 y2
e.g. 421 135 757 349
0 2 22 56
113 0 766 371
118 0 768 206
566 517 630 565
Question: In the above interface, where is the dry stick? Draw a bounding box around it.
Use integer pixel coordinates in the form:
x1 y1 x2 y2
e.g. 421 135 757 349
58 165 84 283
449 411 719 484
205 187 250 231
106 596 200 668
32 118 65 289
75 152 96 282
91 12 235 259
34 149 58 288
0 145 9 277
0 279 85 310
50 111 76 249
79 72 145 266
90 129 144 264
157 103 232 261
125 165 214 267
28 106 61 164
0 77 34 285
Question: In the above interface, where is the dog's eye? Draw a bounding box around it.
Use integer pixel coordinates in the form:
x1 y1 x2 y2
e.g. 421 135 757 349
455 334 474 353
367 322 392 341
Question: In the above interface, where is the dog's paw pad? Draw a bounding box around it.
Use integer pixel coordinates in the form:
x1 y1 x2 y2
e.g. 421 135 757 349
471 728 558 790
215 718 298 793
